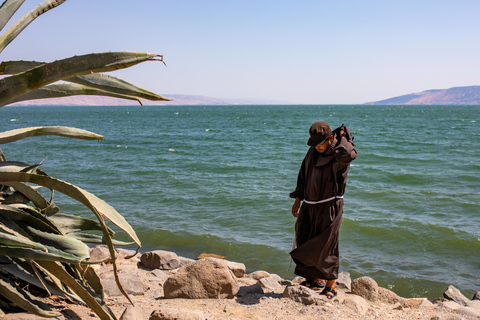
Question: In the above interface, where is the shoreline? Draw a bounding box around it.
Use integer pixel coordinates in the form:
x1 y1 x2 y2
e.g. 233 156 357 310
17 246 480 320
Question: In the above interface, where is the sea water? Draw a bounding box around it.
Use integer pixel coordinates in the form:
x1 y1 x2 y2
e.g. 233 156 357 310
1 104 479 300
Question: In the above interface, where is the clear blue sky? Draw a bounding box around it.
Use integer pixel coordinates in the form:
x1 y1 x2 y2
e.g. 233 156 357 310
2 0 480 104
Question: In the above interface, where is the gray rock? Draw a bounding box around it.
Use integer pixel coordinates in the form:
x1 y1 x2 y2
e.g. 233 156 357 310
443 285 470 306
151 269 170 279
4 313 64 320
178 256 195 267
140 250 181 270
237 283 264 296
343 294 369 315
163 258 239 299
467 300 480 311
149 308 205 320
202 257 246 277
407 298 432 309
89 245 117 263
248 270 271 280
119 305 139 320
377 287 408 307
117 248 141 259
351 276 378 302
100 272 144 297
440 300 462 310
257 276 282 291
474 291 480 300
454 306 480 318
283 285 322 305
336 271 351 290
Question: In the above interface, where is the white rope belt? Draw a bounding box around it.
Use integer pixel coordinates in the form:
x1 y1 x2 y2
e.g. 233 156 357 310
302 195 343 204
287 195 343 271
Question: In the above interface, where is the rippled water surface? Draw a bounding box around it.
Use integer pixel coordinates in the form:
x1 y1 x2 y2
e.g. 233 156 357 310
2 104 479 299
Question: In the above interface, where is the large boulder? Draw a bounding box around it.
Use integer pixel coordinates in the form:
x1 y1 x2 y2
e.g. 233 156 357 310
201 257 246 277
163 258 239 299
351 276 378 302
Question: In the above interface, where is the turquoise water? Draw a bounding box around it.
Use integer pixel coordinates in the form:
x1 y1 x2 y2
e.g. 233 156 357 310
1 104 479 300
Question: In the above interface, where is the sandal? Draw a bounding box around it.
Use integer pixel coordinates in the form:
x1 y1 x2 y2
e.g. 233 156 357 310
300 280 325 291
320 287 337 300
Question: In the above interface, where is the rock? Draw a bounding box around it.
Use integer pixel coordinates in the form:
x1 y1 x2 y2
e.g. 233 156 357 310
202 257 246 277
89 245 117 263
473 291 480 300
100 272 144 297
151 269 170 279
117 248 141 259
343 294 369 315
336 272 351 290
283 285 322 305
467 300 480 311
443 285 470 306
454 306 480 318
140 250 181 270
237 283 264 296
178 256 195 267
247 270 271 280
149 308 205 320
440 300 462 310
351 276 378 302
292 276 305 285
5 312 64 320
119 305 139 320
257 276 282 291
377 287 408 307
406 298 429 309
163 258 239 299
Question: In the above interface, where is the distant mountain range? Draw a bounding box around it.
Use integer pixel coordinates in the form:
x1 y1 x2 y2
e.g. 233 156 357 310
7 85 480 106
7 94 283 106
365 86 480 105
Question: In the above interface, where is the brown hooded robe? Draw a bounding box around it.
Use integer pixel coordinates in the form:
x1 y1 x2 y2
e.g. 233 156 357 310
290 125 357 280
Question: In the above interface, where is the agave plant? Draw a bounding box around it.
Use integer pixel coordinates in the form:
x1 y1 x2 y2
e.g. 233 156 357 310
0 0 170 318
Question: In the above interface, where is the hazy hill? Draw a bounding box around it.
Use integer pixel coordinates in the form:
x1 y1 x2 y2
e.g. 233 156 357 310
365 86 480 105
7 94 281 106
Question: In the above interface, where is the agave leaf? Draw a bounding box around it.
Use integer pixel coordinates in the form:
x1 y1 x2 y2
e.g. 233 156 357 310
0 204 60 234
0 51 164 106
0 172 138 304
0 160 46 175
0 172 141 246
0 223 46 250
0 245 89 263
0 61 171 102
49 212 115 235
0 0 66 54
21 225 89 260
0 126 104 144
0 274 57 317
36 260 117 320
67 232 133 246
4 83 145 107
2 181 59 214
0 0 26 32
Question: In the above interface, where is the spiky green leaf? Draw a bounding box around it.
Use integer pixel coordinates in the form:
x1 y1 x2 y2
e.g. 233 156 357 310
0 126 104 144
0 0 66 54
48 212 114 235
0 172 141 246
0 51 164 106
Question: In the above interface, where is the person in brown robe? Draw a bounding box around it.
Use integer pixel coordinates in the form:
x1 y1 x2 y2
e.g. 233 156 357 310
290 121 357 299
